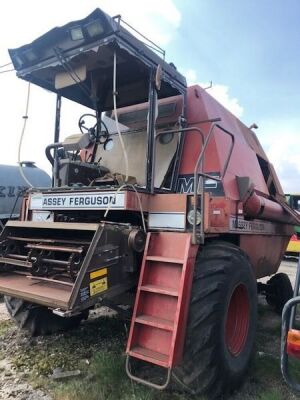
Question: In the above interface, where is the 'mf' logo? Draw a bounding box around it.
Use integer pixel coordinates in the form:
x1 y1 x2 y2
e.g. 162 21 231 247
177 176 194 193
176 174 221 194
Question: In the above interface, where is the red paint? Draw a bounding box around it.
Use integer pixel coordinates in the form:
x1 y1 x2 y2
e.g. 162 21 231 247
287 342 300 359
179 85 269 198
225 284 250 356
126 232 198 368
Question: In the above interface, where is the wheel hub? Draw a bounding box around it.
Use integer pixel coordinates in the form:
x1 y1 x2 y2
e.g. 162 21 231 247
225 284 250 356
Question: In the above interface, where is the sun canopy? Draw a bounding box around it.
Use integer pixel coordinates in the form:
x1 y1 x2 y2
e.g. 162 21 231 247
9 9 186 110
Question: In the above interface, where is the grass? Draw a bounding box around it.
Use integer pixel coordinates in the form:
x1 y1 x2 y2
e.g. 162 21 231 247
11 316 127 376
258 389 285 400
1 301 300 400
0 319 13 336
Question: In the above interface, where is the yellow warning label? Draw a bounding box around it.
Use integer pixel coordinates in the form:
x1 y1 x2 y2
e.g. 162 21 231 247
90 277 108 296
90 268 107 280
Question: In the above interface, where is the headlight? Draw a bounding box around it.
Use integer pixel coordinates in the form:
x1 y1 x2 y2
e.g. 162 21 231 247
187 209 201 225
85 19 105 37
70 26 84 41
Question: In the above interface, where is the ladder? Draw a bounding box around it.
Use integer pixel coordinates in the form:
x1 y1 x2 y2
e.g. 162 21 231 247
126 231 198 389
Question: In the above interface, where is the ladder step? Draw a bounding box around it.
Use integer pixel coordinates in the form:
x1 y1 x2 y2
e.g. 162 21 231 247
135 314 174 331
140 284 178 297
129 346 169 367
146 256 184 264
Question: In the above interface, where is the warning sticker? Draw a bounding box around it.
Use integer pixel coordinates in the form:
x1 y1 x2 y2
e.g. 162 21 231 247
90 268 107 280
90 277 108 296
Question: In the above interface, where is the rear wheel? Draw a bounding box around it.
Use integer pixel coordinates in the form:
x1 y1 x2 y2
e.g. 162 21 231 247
173 241 257 398
265 273 293 314
4 296 87 336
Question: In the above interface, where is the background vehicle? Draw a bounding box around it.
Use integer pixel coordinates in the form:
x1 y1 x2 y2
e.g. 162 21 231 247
285 194 300 255
0 162 50 228
1 8 299 398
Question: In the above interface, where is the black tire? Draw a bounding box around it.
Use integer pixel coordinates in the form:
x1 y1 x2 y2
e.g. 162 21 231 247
173 241 257 399
266 273 293 314
4 296 87 336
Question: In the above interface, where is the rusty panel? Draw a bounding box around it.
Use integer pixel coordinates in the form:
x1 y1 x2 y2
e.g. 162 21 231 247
208 197 230 229
124 191 149 211
148 193 187 213
179 85 271 200
0 273 71 308
6 220 99 231
240 235 290 278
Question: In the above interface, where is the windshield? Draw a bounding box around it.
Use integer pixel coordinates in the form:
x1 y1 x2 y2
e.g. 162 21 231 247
91 96 183 189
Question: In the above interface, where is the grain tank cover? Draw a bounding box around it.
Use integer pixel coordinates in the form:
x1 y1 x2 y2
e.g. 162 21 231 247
8 8 186 110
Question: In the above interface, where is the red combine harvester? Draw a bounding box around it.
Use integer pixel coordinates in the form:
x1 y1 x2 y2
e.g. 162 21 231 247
1 9 300 398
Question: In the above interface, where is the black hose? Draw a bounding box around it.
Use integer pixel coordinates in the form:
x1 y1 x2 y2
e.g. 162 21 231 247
45 143 63 166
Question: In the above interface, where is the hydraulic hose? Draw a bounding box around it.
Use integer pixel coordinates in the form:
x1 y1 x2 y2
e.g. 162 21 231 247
18 82 34 187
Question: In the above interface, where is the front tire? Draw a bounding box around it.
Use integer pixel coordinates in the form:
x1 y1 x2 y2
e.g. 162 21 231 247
173 241 257 398
4 296 87 336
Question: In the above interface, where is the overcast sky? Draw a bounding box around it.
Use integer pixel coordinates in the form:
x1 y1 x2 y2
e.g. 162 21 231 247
0 0 299 192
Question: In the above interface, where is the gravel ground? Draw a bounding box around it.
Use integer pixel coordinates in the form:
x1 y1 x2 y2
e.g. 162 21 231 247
0 300 51 400
0 259 298 400
0 301 9 322
0 358 51 400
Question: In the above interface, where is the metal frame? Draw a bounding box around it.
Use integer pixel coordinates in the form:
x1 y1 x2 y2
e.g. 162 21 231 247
126 356 172 390
154 126 204 188
193 123 235 243
153 122 235 244
53 94 61 187
281 255 300 392
112 14 166 59
14 21 186 105
146 68 158 193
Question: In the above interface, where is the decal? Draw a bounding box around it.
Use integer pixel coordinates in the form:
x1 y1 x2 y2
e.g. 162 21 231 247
80 286 90 302
90 277 108 296
90 268 107 280
29 191 125 210
230 218 265 232
31 211 54 222
176 173 224 195
229 217 290 235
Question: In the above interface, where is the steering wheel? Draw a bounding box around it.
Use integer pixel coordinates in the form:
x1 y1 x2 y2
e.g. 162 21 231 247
78 113 109 144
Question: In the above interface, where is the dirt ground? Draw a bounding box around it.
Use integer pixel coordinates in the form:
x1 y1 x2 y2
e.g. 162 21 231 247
0 259 299 400
0 307 51 400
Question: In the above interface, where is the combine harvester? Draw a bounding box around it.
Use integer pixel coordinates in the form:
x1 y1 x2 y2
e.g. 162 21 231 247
1 8 300 398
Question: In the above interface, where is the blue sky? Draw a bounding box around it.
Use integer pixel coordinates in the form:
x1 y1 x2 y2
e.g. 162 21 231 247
172 0 300 123
0 0 299 191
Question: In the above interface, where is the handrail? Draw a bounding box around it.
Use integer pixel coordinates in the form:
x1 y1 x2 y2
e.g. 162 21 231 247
193 123 235 244
155 126 205 190
154 123 235 244
281 255 300 392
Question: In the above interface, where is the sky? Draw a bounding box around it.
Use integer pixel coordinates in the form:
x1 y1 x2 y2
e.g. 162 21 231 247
0 0 299 192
